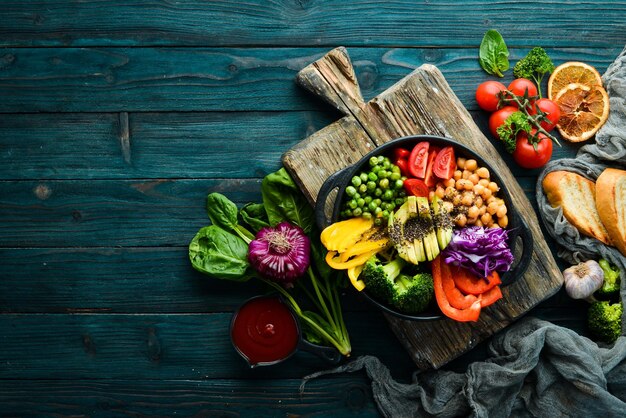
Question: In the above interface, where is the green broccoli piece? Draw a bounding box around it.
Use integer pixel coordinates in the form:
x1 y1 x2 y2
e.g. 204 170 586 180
597 259 621 296
588 301 623 344
361 256 406 302
512 47 555 98
391 273 434 314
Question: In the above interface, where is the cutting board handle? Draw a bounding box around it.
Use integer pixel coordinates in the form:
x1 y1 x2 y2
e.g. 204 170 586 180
296 47 366 116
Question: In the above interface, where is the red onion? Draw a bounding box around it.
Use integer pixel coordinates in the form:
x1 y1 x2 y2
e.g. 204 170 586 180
248 222 310 287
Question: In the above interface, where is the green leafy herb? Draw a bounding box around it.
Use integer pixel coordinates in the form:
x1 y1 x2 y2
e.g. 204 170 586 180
496 111 532 153
206 192 254 243
238 202 270 233
261 167 314 233
479 29 510 77
189 225 252 281
513 47 555 98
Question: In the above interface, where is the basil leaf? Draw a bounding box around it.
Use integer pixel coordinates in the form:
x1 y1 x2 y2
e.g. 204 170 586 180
479 29 509 77
261 168 314 233
189 225 252 281
206 193 239 231
239 202 270 233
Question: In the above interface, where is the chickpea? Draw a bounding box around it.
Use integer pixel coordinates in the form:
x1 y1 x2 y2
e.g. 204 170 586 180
468 173 480 185
435 186 445 199
463 180 474 191
475 196 483 208
488 181 500 193
473 184 485 196
482 188 493 200
429 190 435 201
453 170 462 181
452 194 462 206
462 169 471 180
456 214 467 227
467 205 479 219
486 220 495 228
455 179 465 190
481 212 492 225
442 201 454 213
476 167 490 179
479 179 490 187
445 186 457 199
499 215 509 228
496 205 508 218
486 195 497 204
443 178 455 188
474 219 483 227
461 193 474 206
487 201 499 215
457 157 466 169
465 159 478 171
479 205 487 216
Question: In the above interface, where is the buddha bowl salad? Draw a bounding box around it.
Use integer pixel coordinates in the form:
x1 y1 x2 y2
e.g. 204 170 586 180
322 140 515 322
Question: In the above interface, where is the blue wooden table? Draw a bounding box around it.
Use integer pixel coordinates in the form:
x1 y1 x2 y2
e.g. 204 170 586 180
1 2 624 415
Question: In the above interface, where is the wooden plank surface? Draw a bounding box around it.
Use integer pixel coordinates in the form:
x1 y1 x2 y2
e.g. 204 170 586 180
284 47 563 369
1 1 624 47
0 47 619 112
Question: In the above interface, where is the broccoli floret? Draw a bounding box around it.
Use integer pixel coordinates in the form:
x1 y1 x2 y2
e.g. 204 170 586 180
512 47 555 98
392 273 434 314
597 259 621 296
588 301 623 344
361 256 406 302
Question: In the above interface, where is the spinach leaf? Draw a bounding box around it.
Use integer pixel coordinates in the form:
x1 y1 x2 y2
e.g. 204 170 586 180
206 193 239 231
261 168 314 233
479 29 509 77
188 225 252 282
239 202 270 233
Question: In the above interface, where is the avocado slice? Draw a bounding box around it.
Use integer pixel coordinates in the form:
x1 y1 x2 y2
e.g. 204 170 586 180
416 197 440 261
388 201 418 265
431 196 453 251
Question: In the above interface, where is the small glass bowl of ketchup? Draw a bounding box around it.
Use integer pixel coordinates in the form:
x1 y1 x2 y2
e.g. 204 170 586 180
230 295 341 368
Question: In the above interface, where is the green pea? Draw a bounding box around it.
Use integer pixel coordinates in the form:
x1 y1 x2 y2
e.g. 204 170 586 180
377 155 385 164
345 186 357 197
342 209 352 218
374 218 383 226
353 192 361 200
374 207 383 215
378 170 389 179
379 178 390 189
357 198 365 208
353 207 363 216
385 202 395 211
393 179 404 189
364 196 373 204
368 201 378 212
395 197 406 206
372 165 381 174
367 181 376 191
373 198 382 206
382 159 391 169
382 210 390 219
362 212 372 220
360 173 369 183
351 176 362 187
390 172 401 181
383 189 394 201
348 199 358 209
358 184 368 194
369 157 378 167
368 172 378 182
391 165 401 174
374 188 383 197
398 190 407 198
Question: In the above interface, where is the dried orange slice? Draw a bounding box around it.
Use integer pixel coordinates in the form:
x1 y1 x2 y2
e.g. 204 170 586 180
548 62 603 99
553 83 609 142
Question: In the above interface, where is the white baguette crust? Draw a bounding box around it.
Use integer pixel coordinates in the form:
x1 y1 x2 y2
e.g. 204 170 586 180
596 168 626 256
542 171 612 245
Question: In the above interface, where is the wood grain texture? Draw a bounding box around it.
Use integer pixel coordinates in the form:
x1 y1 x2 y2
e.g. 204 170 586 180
0 312 411 381
285 48 564 369
0 47 619 112
0 377 379 417
1 1 624 47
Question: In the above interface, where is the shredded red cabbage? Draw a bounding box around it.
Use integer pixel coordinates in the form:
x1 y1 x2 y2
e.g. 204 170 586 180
442 226 514 278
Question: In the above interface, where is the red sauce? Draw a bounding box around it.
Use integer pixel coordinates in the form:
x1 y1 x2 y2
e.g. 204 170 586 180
230 296 299 366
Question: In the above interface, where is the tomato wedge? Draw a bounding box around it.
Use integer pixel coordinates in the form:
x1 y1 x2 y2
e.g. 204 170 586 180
432 146 456 180
394 158 409 177
403 178 430 197
423 148 439 187
432 256 481 322
393 147 410 160
452 267 501 295
441 259 479 309
408 142 430 178
479 285 503 308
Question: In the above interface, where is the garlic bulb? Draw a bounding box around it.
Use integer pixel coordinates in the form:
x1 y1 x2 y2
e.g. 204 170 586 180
563 260 604 300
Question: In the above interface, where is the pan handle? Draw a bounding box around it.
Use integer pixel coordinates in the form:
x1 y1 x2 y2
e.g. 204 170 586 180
297 338 343 364
314 167 352 230
505 214 534 283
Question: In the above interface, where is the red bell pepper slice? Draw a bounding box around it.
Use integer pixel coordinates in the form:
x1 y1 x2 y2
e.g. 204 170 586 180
441 260 479 309
478 285 503 308
452 268 501 295
432 256 481 322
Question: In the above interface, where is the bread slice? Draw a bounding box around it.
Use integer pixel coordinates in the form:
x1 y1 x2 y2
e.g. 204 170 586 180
542 171 612 245
596 168 626 256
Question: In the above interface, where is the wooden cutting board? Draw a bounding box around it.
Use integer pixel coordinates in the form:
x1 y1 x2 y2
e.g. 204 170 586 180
282 47 563 369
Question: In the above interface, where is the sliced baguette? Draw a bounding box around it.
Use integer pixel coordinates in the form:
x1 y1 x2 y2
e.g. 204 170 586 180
542 171 612 245
596 168 626 256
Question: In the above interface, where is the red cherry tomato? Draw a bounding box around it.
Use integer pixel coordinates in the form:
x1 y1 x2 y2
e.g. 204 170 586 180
432 146 456 180
488 106 518 139
508 78 538 99
529 98 561 132
408 141 430 178
423 148 439 187
512 130 553 169
394 158 409 177
393 147 410 160
403 178 430 197
475 81 507 112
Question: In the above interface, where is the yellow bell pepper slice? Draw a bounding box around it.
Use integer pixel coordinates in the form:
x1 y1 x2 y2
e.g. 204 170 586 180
347 264 366 291
338 238 389 262
325 249 378 270
321 217 374 252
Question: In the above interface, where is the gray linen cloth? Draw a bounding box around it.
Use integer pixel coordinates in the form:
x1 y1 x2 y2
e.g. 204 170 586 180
301 48 626 417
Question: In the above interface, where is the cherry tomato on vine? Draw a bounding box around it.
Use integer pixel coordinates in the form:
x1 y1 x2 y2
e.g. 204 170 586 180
475 81 507 112
512 130 553 169
488 106 518 139
508 78 538 99
529 98 561 132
